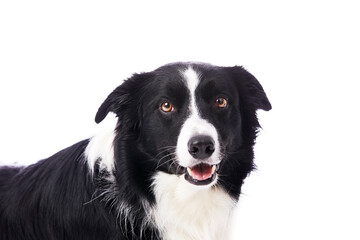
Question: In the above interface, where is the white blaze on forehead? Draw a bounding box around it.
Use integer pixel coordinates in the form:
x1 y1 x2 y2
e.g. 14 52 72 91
177 66 220 168
181 66 201 116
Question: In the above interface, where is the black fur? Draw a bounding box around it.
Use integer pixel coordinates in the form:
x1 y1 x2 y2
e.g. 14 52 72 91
0 62 271 240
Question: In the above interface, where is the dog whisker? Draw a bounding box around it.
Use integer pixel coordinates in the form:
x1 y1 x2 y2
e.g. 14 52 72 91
156 155 177 170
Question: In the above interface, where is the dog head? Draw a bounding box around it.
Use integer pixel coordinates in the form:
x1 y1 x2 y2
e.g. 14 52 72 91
95 62 271 196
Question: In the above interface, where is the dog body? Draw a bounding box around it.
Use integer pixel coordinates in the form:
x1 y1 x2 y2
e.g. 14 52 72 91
0 62 271 240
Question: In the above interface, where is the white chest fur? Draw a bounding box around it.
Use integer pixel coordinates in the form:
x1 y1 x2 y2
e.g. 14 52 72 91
151 172 236 240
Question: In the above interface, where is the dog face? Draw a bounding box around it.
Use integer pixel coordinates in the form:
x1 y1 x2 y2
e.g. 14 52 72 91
95 63 271 193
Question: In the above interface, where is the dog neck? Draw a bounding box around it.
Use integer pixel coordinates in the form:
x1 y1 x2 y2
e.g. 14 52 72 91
151 172 236 240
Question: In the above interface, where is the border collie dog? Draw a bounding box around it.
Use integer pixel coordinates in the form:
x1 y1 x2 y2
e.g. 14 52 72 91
0 62 271 240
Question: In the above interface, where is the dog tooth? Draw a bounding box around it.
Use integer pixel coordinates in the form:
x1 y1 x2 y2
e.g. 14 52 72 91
187 167 192 176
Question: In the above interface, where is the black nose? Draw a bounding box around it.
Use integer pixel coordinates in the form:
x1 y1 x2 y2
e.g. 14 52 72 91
188 135 215 159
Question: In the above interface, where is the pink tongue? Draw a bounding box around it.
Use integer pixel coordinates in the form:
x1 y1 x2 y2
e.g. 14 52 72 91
190 164 213 180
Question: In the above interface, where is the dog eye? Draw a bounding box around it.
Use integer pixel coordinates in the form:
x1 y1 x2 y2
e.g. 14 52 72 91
215 97 228 108
161 102 174 112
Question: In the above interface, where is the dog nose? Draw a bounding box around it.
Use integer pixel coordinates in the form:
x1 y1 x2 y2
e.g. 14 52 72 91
188 135 215 159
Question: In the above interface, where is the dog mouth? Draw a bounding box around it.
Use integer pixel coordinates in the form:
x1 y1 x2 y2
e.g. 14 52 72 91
184 163 219 185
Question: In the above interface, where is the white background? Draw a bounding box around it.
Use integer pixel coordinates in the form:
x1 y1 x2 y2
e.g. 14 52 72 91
1 1 359 239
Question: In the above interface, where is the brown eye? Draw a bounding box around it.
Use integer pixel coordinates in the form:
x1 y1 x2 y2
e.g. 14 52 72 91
215 97 228 108
161 102 174 112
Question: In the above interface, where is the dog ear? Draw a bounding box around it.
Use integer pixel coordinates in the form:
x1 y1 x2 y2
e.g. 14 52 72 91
95 85 130 124
229 66 272 111
95 72 153 124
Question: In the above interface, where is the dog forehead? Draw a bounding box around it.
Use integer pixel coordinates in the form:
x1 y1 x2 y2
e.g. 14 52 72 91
179 64 233 98
149 63 197 97
180 66 200 93
153 62 230 98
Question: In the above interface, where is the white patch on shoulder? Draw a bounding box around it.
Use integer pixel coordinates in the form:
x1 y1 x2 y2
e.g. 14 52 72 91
151 172 236 240
84 113 117 174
